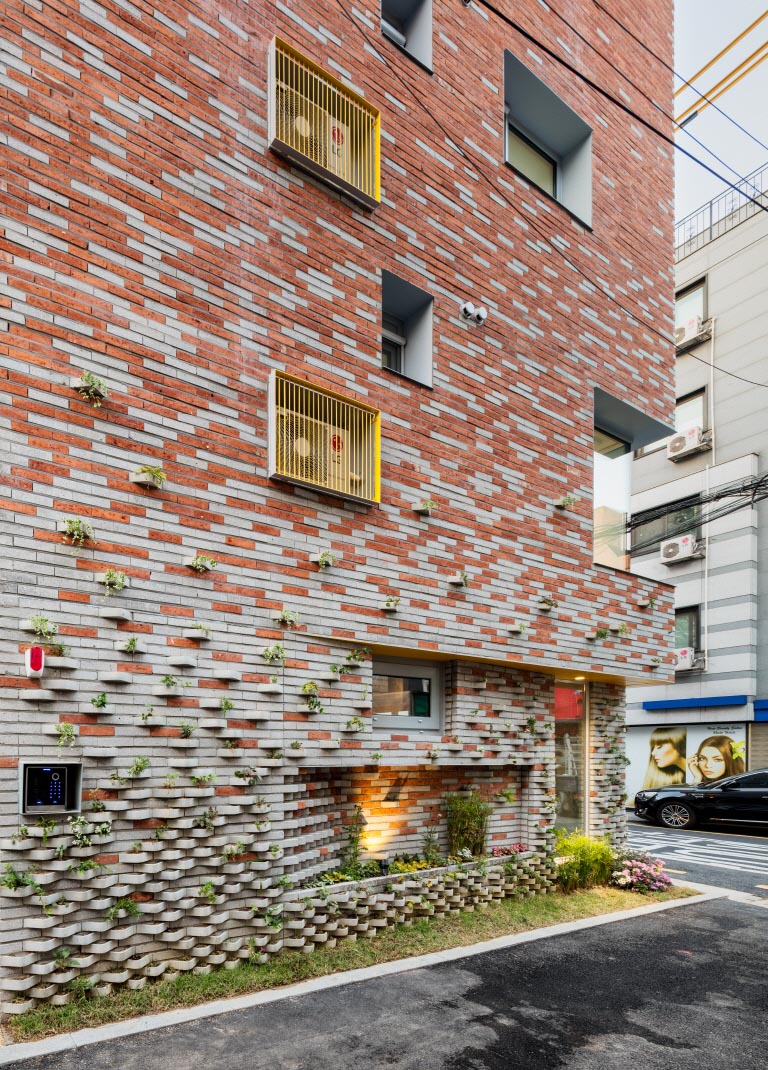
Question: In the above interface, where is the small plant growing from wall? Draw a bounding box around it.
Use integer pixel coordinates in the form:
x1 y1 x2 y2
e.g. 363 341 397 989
102 569 127 597
123 636 140 654
275 609 299 628
178 721 196 738
90 692 108 710
345 715 366 731
537 595 558 610
443 791 493 857
106 897 140 922
192 622 212 639
140 705 154 723
56 722 76 751
186 553 217 573
132 463 167 488
262 642 286 666
382 596 400 612
60 517 94 550
234 767 263 788
494 788 516 805
219 696 235 715
289 739 304 751
126 756 150 778
312 549 337 570
198 880 217 905
222 841 246 863
191 772 216 786
301 680 325 715
37 816 57 848
75 370 109 407
554 494 577 510
415 498 437 516
28 614 58 644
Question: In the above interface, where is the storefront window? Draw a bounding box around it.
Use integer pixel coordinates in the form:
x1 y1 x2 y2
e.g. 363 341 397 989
554 683 585 830
594 428 631 570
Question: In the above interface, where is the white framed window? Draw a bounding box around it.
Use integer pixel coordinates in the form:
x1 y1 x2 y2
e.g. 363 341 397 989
506 125 556 198
381 270 433 386
381 0 432 71
372 659 443 730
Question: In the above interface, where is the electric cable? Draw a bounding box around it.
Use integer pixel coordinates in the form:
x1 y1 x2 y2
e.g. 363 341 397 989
334 0 768 393
590 0 768 155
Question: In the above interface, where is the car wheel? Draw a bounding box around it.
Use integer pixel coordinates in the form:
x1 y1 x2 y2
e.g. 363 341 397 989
658 801 695 829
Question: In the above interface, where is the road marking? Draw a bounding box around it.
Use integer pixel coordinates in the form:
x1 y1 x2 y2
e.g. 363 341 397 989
663 868 688 874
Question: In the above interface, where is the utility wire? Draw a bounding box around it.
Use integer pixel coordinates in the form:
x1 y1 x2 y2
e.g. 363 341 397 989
335 0 768 394
470 0 768 217
590 0 768 155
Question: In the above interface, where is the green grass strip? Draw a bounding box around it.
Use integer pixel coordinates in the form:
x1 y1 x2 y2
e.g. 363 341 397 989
7 886 695 1042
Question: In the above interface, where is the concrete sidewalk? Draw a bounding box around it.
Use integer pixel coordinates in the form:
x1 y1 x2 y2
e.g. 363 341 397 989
4 889 757 1068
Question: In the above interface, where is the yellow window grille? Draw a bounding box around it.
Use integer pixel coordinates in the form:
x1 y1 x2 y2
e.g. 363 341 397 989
268 37 381 209
270 372 381 504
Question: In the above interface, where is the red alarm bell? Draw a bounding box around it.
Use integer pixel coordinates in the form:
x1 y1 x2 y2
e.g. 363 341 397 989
25 646 45 678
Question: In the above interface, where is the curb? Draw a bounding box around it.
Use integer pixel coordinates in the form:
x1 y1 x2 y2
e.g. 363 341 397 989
0 888 724 1065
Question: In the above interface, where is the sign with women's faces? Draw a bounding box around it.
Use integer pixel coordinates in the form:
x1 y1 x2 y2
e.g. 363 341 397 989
625 723 747 804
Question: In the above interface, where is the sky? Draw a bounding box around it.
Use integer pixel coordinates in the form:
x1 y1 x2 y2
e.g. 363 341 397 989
674 0 768 222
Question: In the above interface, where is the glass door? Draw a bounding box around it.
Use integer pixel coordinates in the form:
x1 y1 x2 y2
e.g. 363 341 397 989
554 683 586 830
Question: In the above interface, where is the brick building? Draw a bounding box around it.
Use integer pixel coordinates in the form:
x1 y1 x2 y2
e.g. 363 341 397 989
0 0 674 1010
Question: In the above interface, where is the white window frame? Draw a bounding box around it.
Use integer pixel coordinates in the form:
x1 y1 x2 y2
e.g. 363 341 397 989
371 659 443 731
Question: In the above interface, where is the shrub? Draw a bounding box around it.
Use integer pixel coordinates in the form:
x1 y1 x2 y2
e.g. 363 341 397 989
443 791 493 857
554 830 615 892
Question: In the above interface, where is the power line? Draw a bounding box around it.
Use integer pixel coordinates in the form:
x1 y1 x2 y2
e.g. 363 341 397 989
334 0 768 396
470 0 768 217
590 0 768 155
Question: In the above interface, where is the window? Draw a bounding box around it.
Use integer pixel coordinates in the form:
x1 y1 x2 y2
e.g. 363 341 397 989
381 270 434 386
504 51 592 225
638 389 706 456
381 0 432 71
268 37 380 210
734 772 768 789
268 370 381 503
554 683 585 832
593 428 632 570
631 497 701 557
372 660 442 730
675 280 708 348
506 126 555 197
675 607 700 650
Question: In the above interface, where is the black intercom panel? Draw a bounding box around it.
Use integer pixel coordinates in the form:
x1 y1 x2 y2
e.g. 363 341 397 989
21 763 82 814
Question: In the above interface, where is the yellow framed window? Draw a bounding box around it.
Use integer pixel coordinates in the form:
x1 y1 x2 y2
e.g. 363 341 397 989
268 371 381 504
268 37 381 209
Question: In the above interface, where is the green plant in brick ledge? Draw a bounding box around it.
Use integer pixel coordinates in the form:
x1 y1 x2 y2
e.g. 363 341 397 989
314 549 337 570
60 517 94 550
198 880 217 905
234 767 263 788
102 568 127 597
301 680 325 715
178 721 196 739
222 841 246 863
28 613 58 644
219 696 235 715
76 370 109 407
345 715 366 732
91 692 108 710
275 608 299 628
186 552 218 573
37 816 57 848
56 722 76 751
262 642 286 666
132 463 167 488
106 897 140 922
191 772 216 787
126 756 150 778
124 636 140 655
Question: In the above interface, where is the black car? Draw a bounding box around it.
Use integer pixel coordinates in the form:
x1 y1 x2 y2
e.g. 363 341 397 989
634 768 768 829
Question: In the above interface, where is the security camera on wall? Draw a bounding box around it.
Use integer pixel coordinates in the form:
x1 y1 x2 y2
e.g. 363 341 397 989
460 301 488 325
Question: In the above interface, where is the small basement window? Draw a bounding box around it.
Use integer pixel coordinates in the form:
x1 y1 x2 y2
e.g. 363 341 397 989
372 659 443 730
381 0 432 71
381 270 433 386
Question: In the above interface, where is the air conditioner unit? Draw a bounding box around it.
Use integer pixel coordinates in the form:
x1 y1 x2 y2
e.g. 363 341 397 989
667 425 708 461
660 533 699 564
674 316 704 348
674 647 694 671
275 82 328 167
275 410 363 495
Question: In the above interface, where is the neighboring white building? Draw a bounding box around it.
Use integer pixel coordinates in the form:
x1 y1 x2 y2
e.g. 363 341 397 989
627 163 768 800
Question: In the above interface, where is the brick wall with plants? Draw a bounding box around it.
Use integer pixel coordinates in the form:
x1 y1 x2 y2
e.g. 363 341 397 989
1 0 673 1015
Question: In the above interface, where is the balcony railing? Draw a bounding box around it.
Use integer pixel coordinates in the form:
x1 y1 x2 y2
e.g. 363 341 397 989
675 160 768 260
268 37 381 209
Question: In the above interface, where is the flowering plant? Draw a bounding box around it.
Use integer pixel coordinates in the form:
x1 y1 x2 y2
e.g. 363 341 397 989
610 849 671 893
491 843 527 857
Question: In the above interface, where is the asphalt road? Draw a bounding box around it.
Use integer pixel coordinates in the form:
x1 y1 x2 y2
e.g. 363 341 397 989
627 816 768 898
5 897 766 1070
